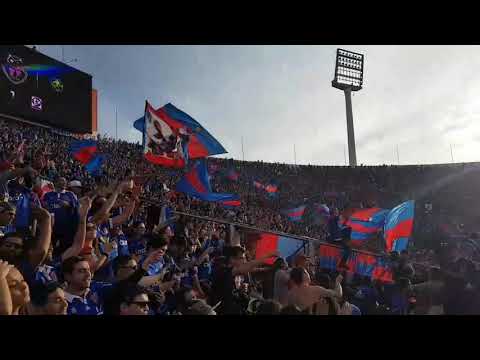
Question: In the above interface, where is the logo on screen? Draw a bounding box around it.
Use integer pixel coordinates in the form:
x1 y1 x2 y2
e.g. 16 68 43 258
1 54 28 85
31 96 42 111
49 77 63 93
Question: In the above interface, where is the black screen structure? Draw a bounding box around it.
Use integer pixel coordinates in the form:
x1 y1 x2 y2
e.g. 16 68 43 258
0 45 92 133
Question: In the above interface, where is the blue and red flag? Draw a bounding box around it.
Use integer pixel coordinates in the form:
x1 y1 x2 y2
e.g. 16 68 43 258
69 140 104 175
135 101 227 167
69 140 98 165
317 243 393 282
283 205 306 222
345 208 389 247
220 199 242 208
384 200 415 253
176 159 237 202
254 232 305 265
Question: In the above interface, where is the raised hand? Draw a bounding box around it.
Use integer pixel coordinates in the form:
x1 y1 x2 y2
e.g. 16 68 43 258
0 260 14 279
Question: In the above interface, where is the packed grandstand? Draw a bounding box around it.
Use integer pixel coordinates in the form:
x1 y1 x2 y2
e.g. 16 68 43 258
1 114 480 316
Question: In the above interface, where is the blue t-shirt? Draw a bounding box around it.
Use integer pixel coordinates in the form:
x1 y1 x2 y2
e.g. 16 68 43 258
65 281 112 315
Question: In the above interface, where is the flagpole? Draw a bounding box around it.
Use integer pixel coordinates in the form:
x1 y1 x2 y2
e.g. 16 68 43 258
343 144 347 166
396 145 400 165
294 144 297 165
450 144 454 163
241 136 245 161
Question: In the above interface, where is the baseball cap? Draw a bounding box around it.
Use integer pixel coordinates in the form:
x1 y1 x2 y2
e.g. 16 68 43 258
68 180 82 188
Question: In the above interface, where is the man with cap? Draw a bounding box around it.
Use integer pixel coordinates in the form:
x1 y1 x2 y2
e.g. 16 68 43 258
68 180 83 198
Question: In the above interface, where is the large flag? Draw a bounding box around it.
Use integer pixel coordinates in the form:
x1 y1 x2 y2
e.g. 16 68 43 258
254 232 305 265
69 140 98 165
69 140 104 175
282 205 306 222
345 208 389 246
136 101 227 167
317 243 393 283
384 200 415 253
176 159 237 202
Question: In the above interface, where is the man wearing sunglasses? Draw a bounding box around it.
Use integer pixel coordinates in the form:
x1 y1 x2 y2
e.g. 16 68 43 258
119 285 150 316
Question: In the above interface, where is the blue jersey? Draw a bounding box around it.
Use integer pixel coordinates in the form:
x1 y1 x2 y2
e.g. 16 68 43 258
128 239 147 257
65 281 112 315
114 234 130 257
43 191 79 236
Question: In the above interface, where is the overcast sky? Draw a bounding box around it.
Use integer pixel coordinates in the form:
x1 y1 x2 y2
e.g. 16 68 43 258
37 45 480 166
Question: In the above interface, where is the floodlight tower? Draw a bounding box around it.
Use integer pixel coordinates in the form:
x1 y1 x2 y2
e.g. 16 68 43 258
332 48 364 167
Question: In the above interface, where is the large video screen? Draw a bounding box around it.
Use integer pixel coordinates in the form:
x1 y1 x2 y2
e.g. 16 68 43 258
0 45 92 133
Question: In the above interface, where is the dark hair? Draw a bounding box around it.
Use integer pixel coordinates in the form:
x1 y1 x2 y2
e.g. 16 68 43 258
62 256 88 275
147 234 168 250
290 267 305 285
256 300 282 315
120 284 148 305
112 255 134 275
174 287 195 312
30 281 62 307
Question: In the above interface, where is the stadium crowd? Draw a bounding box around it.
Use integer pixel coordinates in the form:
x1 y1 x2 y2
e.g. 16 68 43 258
1 117 480 315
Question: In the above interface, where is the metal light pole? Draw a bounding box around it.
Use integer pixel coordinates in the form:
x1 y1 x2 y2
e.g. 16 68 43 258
241 136 245 161
332 48 364 167
294 144 297 165
115 106 118 141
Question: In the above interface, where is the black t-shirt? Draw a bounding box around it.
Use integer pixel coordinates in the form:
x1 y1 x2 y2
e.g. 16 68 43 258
210 265 242 315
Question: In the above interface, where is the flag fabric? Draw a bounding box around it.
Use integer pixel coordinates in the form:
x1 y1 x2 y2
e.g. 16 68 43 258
35 179 54 199
69 140 104 175
384 200 415 253
84 154 105 176
254 232 305 265
137 101 227 167
69 140 98 165
220 199 241 208
345 208 389 246
283 205 306 222
317 243 393 282
142 101 189 168
176 159 237 202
